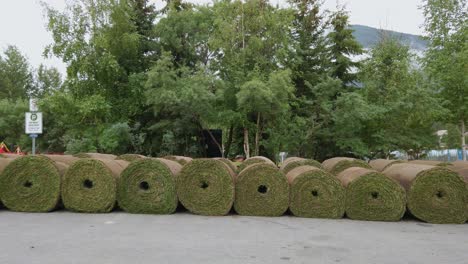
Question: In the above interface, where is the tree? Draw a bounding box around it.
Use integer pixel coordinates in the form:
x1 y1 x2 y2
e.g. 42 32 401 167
421 0 468 159
0 45 33 100
31 64 62 98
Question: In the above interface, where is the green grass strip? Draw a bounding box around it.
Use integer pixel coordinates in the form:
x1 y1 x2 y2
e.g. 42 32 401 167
280 157 322 175
116 154 146 162
0 156 61 212
286 165 344 218
322 157 371 175
234 163 289 216
176 159 234 216
369 159 406 172
238 156 275 172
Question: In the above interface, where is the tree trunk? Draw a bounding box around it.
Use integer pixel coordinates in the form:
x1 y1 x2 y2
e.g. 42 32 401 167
243 127 250 159
254 112 261 156
224 125 234 158
205 129 223 158
462 119 466 161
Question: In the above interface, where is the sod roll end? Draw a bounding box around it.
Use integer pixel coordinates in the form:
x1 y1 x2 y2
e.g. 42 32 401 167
234 163 289 216
337 167 406 221
286 165 345 218
116 154 146 162
322 157 371 175
0 156 61 212
176 159 234 216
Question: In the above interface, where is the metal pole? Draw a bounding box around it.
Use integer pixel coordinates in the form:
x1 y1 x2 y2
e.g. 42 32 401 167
32 137 36 155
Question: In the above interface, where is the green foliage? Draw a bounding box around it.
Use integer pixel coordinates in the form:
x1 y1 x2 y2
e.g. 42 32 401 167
98 122 132 154
0 46 33 100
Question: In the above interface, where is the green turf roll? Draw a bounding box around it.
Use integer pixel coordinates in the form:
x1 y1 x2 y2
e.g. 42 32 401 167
322 157 371 175
337 167 406 221
234 163 289 216
42 154 79 165
162 155 193 165
62 158 129 213
409 160 453 167
280 157 322 175
214 157 238 173
117 158 181 214
176 159 235 216
116 154 146 162
383 163 467 224
286 165 345 218
238 156 275 172
369 159 406 172
73 153 117 159
0 156 61 212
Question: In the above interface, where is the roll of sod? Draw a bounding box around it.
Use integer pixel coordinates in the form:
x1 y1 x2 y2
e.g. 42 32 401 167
116 154 146 162
238 156 275 172
62 158 129 213
0 153 21 159
280 157 322 175
383 163 467 224
117 158 181 214
176 159 235 216
286 165 345 218
409 160 453 167
214 158 238 173
163 155 193 165
234 163 289 216
0 158 14 174
337 167 406 221
73 153 117 160
42 154 79 165
322 157 371 175
0 156 61 212
369 159 406 172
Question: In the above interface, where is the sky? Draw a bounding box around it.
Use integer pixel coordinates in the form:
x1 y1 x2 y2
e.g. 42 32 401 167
0 0 425 76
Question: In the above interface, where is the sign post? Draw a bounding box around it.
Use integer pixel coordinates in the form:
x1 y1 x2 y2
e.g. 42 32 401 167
25 99 42 155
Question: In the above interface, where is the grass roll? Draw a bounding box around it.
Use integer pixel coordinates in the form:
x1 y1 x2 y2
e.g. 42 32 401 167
0 153 21 159
238 156 275 172
116 154 146 162
0 156 61 212
337 167 406 221
369 159 406 172
280 157 322 175
409 160 453 167
73 153 117 159
176 159 235 216
117 158 181 214
214 157 238 173
234 163 289 216
42 154 79 165
383 163 466 224
62 158 129 213
286 165 345 218
322 157 371 175
162 155 193 165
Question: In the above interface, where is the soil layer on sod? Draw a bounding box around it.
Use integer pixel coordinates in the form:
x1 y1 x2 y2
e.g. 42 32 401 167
238 156 275 172
0 156 61 212
62 158 129 213
383 163 466 224
117 158 181 214
286 165 345 218
73 153 117 159
0 158 14 173
0 153 21 159
163 156 193 165
322 157 371 175
280 157 322 174
116 154 146 162
337 167 406 221
369 159 406 172
234 163 289 216
176 159 235 216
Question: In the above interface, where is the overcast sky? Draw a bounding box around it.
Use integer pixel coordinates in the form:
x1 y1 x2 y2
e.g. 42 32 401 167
0 0 425 76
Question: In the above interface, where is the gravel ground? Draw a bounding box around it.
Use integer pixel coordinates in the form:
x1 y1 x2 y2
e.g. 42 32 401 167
0 211 466 264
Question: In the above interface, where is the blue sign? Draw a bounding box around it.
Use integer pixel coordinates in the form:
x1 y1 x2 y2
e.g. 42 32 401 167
29 134 38 138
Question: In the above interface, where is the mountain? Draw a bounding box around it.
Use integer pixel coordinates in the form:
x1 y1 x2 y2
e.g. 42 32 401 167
351 24 428 51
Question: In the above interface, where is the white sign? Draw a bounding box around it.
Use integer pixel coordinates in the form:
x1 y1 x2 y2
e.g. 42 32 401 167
25 112 43 134
29 98 39 112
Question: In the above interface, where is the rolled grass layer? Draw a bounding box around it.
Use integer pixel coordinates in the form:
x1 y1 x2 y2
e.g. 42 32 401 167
409 160 453 167
238 156 275 172
322 157 371 175
118 158 181 214
383 163 466 224
234 163 289 216
73 153 117 160
42 154 79 165
116 154 146 162
286 165 345 218
176 159 235 216
0 156 61 212
163 156 193 165
337 167 406 221
280 157 322 175
62 158 128 213
369 159 406 172
214 158 238 173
